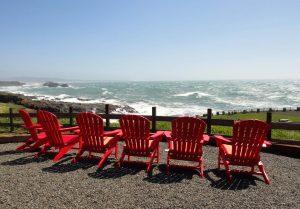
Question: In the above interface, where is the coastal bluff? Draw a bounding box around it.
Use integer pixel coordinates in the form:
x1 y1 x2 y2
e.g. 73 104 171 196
0 92 136 113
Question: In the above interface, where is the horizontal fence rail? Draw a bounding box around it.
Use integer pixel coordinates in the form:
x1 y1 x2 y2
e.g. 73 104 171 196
0 106 300 141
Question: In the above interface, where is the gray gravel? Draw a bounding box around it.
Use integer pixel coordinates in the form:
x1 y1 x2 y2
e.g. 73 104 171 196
0 142 299 209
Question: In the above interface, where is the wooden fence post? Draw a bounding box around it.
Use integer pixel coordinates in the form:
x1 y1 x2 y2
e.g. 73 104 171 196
9 108 14 132
69 106 74 126
207 108 212 135
266 111 272 140
105 104 110 129
152 107 157 132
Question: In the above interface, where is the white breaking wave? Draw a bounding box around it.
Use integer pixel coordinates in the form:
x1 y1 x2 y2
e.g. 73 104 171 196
173 91 211 98
128 101 207 116
102 90 111 95
1 80 299 116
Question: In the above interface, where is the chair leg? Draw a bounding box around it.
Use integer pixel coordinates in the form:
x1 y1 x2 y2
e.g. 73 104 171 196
156 147 160 163
30 138 48 150
166 155 170 176
88 151 93 158
118 152 126 167
114 144 118 160
146 151 156 173
97 146 115 169
217 151 221 169
258 161 271 184
16 139 34 151
53 144 74 162
223 162 232 182
34 144 50 158
71 149 85 164
199 158 204 179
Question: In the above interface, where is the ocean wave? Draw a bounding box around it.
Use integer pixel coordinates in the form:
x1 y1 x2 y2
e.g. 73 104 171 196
102 90 111 95
67 85 84 90
211 96 285 109
1 80 299 115
23 82 43 88
287 95 300 103
128 101 207 116
173 91 211 98
0 86 24 93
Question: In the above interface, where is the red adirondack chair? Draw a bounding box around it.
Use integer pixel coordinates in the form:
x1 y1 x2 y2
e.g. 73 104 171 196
16 109 48 151
118 115 164 174
36 110 80 162
72 112 120 168
165 117 208 178
215 120 271 184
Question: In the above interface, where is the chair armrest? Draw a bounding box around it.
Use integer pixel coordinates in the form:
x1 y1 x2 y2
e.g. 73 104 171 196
59 126 79 132
263 140 272 148
214 135 232 145
74 129 80 135
36 127 44 131
164 131 172 140
116 131 123 138
149 131 164 150
202 134 210 143
150 131 164 141
103 129 122 137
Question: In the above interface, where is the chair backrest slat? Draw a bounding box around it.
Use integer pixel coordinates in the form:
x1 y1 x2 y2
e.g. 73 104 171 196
37 110 64 147
76 112 104 151
120 115 150 152
19 109 39 141
171 117 206 155
232 120 269 164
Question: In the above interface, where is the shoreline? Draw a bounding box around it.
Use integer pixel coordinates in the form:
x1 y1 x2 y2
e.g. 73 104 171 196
0 90 299 116
0 91 137 114
0 80 299 116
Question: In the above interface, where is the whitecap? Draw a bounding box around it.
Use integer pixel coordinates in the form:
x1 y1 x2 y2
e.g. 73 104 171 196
173 91 211 98
128 101 207 116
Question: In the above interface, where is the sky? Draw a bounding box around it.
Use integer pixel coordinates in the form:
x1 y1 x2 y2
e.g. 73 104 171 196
0 0 299 81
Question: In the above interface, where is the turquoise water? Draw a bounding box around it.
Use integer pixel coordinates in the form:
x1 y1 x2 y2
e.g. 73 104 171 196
1 80 299 115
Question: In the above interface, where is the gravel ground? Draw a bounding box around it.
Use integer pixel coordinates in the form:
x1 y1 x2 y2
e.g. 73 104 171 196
0 142 299 209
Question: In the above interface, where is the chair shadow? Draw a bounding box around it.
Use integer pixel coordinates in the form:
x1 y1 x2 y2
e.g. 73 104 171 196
1 153 52 166
42 157 101 174
0 149 29 157
88 163 144 179
205 168 263 190
144 164 197 184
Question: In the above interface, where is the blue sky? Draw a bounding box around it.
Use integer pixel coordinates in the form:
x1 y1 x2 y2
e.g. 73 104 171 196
0 0 299 81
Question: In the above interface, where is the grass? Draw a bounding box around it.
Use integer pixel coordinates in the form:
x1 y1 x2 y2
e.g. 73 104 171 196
0 102 299 140
213 111 300 123
0 102 34 113
212 112 300 140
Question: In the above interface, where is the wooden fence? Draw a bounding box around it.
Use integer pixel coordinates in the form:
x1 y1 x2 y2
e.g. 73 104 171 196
215 107 300 116
1 105 300 141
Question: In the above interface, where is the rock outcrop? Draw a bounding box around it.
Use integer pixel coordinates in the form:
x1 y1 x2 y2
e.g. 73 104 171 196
0 91 136 113
43 82 69 88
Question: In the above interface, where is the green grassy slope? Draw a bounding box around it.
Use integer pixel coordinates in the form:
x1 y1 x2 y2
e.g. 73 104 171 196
213 111 300 122
0 102 299 140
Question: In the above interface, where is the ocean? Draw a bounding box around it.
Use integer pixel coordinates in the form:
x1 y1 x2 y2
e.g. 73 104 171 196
1 80 299 116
